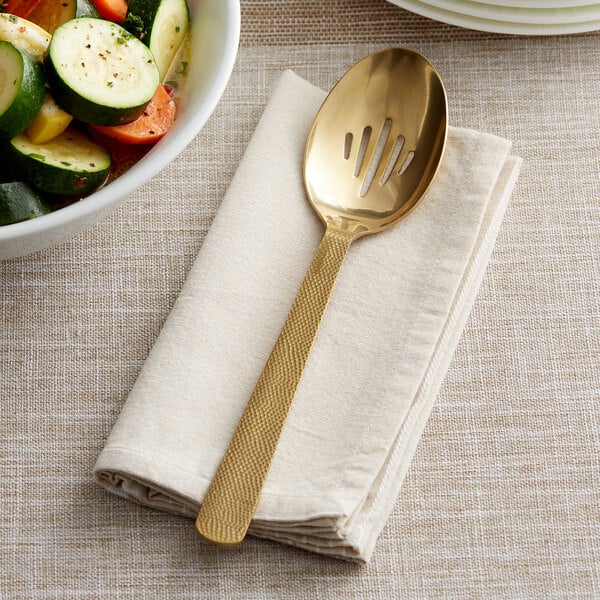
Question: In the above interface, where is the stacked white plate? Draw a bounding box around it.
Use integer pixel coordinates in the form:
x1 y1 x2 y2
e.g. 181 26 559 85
387 0 600 34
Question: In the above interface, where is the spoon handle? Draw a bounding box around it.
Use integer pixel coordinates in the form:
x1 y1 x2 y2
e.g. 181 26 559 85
195 226 354 546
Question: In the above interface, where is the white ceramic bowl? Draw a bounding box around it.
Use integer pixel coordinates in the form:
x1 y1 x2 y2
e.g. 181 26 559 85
0 0 240 260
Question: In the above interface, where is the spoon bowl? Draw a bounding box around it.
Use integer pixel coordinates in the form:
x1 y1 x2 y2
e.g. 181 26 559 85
196 48 447 546
305 48 447 237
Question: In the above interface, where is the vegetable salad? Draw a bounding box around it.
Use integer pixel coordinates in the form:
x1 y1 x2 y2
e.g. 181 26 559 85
0 0 189 225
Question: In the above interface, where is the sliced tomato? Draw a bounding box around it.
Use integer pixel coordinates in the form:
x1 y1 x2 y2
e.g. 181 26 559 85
90 85 176 145
1 0 44 18
92 0 127 23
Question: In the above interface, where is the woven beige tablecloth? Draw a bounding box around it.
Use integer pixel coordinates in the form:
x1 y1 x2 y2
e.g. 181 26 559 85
1 1 599 597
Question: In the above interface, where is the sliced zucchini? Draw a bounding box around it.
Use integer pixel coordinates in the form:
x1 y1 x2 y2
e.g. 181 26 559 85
76 0 100 18
25 90 74 144
0 181 52 225
5 125 111 195
45 17 160 126
0 40 46 139
124 0 189 80
28 0 77 34
0 13 50 59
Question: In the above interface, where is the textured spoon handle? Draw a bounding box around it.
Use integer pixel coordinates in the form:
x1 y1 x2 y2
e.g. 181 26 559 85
195 226 354 545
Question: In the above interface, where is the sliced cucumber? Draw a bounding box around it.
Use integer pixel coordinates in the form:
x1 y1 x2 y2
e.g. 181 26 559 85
5 125 111 195
46 17 160 126
0 13 51 59
0 181 52 225
124 0 189 80
0 40 46 140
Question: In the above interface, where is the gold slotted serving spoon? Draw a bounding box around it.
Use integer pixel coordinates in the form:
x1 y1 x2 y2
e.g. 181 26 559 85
195 48 448 546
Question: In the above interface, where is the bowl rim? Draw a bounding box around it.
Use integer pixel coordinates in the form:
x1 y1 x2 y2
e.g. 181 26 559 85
0 0 241 243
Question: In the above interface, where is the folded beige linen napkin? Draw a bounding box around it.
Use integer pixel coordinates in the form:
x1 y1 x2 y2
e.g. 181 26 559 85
94 70 521 562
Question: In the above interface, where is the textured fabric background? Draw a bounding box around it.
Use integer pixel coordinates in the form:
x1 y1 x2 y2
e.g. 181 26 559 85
1 1 599 597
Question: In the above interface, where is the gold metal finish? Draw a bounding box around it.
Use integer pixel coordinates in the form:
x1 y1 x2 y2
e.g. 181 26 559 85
195 48 447 546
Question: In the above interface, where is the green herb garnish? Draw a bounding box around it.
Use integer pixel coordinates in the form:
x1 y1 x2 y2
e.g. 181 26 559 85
177 61 188 77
